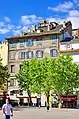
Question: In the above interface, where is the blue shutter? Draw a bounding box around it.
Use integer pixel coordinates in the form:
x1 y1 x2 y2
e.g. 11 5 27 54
26 39 34 47
20 40 24 47
9 40 16 48
52 35 57 44
36 38 42 45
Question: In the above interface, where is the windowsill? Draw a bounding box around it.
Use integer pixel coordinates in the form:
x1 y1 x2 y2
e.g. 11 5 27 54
36 57 43 58
19 46 24 48
50 55 57 57
37 44 42 46
9 46 16 48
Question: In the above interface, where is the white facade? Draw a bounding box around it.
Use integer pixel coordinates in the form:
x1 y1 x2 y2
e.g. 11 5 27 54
60 42 79 64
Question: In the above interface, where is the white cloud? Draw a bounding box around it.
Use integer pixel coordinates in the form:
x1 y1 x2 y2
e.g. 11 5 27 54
0 28 10 34
22 26 28 31
21 16 31 25
48 1 74 12
47 1 79 29
7 24 15 30
66 16 79 28
21 15 42 25
12 29 21 36
4 17 11 22
47 15 79 29
69 10 79 17
0 22 5 27
16 25 21 29
0 12 79 36
46 17 64 23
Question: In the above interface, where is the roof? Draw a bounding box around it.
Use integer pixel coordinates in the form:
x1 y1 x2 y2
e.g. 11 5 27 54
6 30 61 40
60 38 79 44
72 28 79 31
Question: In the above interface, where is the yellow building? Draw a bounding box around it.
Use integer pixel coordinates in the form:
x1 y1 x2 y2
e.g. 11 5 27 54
0 41 8 66
0 41 8 96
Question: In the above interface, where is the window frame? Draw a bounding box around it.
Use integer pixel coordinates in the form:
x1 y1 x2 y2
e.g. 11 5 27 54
52 35 58 44
10 79 14 86
27 51 33 59
36 38 42 45
9 51 15 60
36 50 43 58
9 40 16 48
26 39 34 47
20 52 25 59
19 40 25 47
50 49 58 57
11 65 15 73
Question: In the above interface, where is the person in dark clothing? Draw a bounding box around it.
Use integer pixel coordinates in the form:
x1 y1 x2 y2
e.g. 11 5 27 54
46 102 49 111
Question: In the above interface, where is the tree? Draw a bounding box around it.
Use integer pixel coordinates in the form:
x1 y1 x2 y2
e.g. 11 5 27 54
52 54 79 96
0 58 9 89
16 55 79 107
30 59 43 95
16 60 34 106
41 58 54 105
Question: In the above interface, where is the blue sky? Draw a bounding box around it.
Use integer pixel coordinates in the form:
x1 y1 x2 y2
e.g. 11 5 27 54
0 0 79 41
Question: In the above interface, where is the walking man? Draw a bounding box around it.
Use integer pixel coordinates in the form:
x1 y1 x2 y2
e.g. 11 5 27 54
2 98 13 119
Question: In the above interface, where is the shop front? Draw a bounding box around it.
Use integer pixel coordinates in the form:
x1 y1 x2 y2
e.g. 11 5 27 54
60 95 77 108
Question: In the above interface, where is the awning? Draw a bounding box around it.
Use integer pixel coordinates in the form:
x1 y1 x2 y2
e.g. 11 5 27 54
61 97 77 101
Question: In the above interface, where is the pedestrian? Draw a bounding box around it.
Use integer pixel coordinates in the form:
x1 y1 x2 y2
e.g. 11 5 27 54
46 102 49 111
2 98 13 119
38 99 41 108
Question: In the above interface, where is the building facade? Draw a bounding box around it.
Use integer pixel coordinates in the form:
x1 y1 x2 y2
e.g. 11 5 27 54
72 29 79 38
59 38 79 64
0 41 8 66
6 20 72 105
0 42 8 96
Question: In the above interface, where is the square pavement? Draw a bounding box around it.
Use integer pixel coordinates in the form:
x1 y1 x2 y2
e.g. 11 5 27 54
0 107 79 119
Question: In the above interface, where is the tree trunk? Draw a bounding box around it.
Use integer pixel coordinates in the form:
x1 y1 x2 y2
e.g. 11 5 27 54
47 95 49 105
28 90 32 106
46 91 50 109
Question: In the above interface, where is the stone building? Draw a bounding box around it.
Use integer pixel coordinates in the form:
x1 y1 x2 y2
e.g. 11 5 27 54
6 20 72 105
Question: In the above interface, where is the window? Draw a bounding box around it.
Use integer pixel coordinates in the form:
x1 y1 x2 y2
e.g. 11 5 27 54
20 40 24 47
36 50 43 58
26 39 34 47
9 52 15 60
27 51 33 59
10 91 14 95
11 65 15 73
10 79 14 86
66 44 70 48
9 40 16 48
19 90 23 95
52 35 57 44
10 90 19 95
50 49 58 57
20 52 25 59
20 64 22 70
36 38 42 45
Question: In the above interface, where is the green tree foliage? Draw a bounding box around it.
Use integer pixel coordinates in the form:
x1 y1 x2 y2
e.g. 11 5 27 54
0 58 9 89
16 60 33 106
53 54 79 96
16 55 79 105
41 58 54 104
